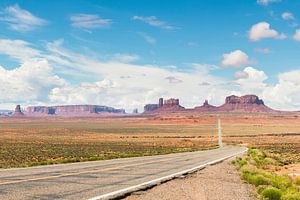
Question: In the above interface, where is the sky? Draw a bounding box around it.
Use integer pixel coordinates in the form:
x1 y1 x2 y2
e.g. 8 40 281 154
0 0 300 112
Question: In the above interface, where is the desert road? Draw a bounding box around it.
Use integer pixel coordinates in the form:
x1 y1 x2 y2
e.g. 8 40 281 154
0 146 246 200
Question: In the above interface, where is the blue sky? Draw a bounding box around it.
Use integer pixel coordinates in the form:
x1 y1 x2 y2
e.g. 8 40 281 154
0 0 299 111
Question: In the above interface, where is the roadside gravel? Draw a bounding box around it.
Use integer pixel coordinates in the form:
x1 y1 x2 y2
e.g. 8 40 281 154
124 158 256 200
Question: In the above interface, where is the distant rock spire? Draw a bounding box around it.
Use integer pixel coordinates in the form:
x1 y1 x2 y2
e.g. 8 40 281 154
13 105 24 117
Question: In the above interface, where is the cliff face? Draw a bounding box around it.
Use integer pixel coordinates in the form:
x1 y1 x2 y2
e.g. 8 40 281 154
225 95 264 105
218 95 273 112
26 105 125 116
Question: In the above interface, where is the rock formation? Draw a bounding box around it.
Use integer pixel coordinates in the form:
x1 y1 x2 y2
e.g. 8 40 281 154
144 98 185 113
13 105 24 117
132 108 139 114
194 100 218 112
26 105 125 116
144 104 159 112
144 95 275 113
218 95 273 112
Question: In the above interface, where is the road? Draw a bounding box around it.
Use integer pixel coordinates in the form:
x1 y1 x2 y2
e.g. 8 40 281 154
0 146 246 200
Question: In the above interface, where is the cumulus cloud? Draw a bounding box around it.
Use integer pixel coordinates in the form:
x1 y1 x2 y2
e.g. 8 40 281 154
235 67 268 94
257 0 281 5
249 22 286 41
282 12 295 20
293 29 300 41
221 50 251 68
0 60 65 104
70 14 111 29
0 38 231 111
234 71 249 79
133 16 175 30
263 70 300 110
232 67 300 111
0 4 46 32
1 38 300 111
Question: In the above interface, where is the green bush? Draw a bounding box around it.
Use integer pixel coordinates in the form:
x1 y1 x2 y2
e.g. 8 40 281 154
295 178 300 186
242 172 269 186
269 175 292 190
261 187 282 200
257 185 268 194
281 193 300 200
235 148 300 200
234 157 248 168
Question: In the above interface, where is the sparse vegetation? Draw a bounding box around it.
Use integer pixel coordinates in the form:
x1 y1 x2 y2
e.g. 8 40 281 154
0 113 299 169
234 148 300 199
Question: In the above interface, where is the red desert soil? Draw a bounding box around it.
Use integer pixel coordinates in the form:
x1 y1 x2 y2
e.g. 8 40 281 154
276 163 300 178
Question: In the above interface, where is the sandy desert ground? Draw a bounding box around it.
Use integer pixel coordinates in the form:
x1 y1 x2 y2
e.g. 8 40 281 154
0 112 299 169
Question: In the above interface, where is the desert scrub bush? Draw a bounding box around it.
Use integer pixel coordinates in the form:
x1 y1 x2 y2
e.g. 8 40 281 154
295 178 300 186
261 186 282 200
281 192 300 200
234 148 300 200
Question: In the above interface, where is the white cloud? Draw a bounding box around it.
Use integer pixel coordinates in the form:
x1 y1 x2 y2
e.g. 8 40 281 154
133 16 175 30
0 59 65 104
221 50 251 68
70 14 111 29
249 22 286 41
237 67 268 86
0 38 230 111
254 48 271 54
1 38 300 111
233 67 300 111
235 67 268 94
0 4 46 32
234 71 249 79
282 12 295 20
257 0 281 5
0 39 71 66
263 70 300 110
293 29 300 41
0 39 40 61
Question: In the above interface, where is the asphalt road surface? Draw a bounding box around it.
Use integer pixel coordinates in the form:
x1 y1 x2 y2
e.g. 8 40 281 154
0 146 246 200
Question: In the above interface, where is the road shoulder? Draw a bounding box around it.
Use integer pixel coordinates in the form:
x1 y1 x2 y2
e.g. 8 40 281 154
124 158 256 200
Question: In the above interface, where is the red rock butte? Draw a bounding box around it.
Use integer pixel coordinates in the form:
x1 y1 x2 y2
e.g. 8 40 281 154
144 98 185 113
13 105 24 117
25 105 125 116
144 95 275 113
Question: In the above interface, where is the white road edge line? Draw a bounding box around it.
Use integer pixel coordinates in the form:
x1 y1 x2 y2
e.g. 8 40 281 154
88 148 247 200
